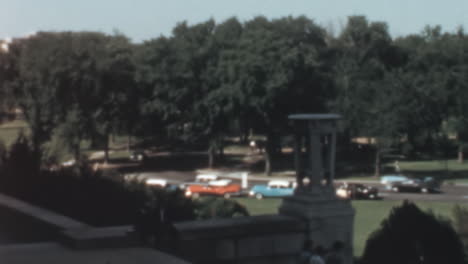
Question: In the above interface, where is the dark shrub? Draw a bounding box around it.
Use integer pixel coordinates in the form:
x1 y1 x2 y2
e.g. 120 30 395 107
0 139 6 168
195 197 250 219
133 187 196 248
360 200 466 264
0 135 37 197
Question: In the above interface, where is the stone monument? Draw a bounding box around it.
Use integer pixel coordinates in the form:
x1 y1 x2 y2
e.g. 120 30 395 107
279 114 355 264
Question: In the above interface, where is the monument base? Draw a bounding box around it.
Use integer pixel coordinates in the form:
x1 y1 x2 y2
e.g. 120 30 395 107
279 189 355 264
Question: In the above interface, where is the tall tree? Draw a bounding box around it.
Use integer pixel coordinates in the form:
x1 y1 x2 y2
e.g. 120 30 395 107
331 16 408 176
234 16 331 175
7 33 73 171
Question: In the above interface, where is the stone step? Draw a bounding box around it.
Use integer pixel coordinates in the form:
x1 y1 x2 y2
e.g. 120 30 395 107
61 226 139 250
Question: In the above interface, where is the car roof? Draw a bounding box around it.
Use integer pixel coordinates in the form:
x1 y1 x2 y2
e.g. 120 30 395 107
208 179 232 186
196 174 218 180
146 179 167 186
268 180 291 187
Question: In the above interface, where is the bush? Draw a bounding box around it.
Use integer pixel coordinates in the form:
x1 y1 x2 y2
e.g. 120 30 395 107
133 187 196 247
360 200 466 264
194 197 250 219
0 135 37 197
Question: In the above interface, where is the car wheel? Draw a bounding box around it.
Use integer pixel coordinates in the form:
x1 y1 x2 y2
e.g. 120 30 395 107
421 188 428 193
255 193 263 200
192 193 200 199
223 193 231 199
392 187 400 192
369 194 376 199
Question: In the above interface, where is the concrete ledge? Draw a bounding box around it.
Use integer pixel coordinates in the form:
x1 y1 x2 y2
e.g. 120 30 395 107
174 215 306 263
175 214 305 240
0 193 88 230
61 226 139 250
0 192 138 250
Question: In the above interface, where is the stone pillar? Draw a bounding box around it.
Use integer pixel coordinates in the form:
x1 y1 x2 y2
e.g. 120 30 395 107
280 114 355 264
308 121 323 188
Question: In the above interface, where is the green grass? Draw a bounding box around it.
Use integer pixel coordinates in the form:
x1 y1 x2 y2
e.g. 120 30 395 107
0 127 27 148
397 159 468 172
0 119 28 129
0 120 29 148
234 198 463 257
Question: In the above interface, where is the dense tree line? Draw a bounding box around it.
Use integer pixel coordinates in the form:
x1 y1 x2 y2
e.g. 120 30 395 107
1 15 468 175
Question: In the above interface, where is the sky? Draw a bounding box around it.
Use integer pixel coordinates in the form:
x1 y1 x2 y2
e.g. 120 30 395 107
1 0 467 43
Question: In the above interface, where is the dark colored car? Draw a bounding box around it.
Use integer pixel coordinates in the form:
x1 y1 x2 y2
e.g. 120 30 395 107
391 177 441 193
336 183 379 200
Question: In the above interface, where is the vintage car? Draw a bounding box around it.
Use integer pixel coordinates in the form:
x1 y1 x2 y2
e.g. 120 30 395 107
380 175 410 185
380 175 410 189
195 174 218 182
145 178 181 191
129 150 147 162
391 177 441 193
336 183 379 200
249 180 296 199
184 179 241 199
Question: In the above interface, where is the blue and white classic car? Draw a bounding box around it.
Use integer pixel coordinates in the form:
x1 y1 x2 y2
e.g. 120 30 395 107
249 180 296 199
380 175 410 189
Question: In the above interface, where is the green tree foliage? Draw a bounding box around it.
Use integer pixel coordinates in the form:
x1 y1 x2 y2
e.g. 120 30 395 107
330 16 407 176
360 201 466 264
5 33 71 171
0 46 16 116
7 32 135 165
233 16 331 174
6 15 468 177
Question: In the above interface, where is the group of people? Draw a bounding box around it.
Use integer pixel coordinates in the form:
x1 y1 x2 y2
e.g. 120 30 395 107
298 240 344 264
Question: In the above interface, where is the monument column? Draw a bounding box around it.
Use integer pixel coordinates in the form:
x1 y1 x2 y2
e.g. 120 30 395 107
280 114 355 264
308 121 323 188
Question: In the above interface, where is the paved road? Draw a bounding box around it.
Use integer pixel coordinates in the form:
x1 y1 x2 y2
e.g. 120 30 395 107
378 185 468 202
121 170 468 202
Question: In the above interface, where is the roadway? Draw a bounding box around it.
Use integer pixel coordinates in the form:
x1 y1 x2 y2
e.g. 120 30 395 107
120 170 468 202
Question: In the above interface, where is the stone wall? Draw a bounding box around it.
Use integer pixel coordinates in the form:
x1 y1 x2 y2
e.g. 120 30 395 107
173 214 307 264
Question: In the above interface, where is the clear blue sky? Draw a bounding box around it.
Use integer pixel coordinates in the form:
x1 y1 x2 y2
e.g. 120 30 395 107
1 0 467 43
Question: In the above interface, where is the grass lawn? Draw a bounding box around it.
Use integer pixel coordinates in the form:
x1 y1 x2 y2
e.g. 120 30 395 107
234 197 464 257
397 159 468 172
0 127 28 147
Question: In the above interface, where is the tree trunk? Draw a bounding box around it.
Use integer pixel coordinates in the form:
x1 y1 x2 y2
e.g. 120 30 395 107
73 142 80 165
31 142 42 175
264 133 273 176
374 147 381 178
31 133 42 174
127 134 131 152
208 141 215 169
458 145 464 163
218 145 224 158
104 134 110 164
264 150 272 176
